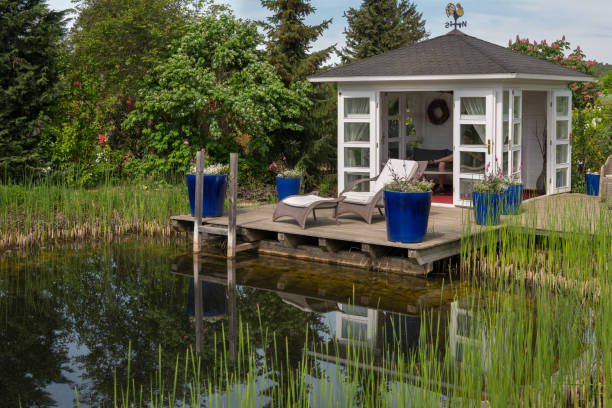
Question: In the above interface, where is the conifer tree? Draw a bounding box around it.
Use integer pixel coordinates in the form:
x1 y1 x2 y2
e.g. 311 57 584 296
260 0 337 188
260 0 335 85
0 0 67 178
341 0 427 64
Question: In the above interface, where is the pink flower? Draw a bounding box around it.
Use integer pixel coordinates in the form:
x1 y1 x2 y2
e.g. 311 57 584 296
201 148 205 152
206 155 209 159
417 171 422 178
519 165 523 170
527 45 532 51
597 91 602 96
562 35 566 41
282 156 286 161
572 66 576 70
190 159 193 163
273 162 277 168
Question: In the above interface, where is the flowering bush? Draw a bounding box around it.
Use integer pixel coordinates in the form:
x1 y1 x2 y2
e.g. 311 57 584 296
269 155 305 178
508 35 602 109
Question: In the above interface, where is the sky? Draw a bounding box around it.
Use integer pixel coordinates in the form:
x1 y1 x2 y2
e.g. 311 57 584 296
47 0 612 64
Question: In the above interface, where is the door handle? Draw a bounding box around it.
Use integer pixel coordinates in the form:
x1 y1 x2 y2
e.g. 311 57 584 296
487 140 491 155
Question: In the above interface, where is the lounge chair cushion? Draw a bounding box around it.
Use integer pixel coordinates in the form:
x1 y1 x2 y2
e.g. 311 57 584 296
343 192 378 205
282 194 335 207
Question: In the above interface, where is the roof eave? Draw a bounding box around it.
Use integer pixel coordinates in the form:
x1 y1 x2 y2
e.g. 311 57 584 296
308 73 593 83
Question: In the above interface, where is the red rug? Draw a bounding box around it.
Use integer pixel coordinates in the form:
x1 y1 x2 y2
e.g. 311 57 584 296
432 194 453 204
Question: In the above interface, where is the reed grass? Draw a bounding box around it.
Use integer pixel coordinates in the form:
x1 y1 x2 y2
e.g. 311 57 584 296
3 194 610 407
100 194 607 407
0 178 189 250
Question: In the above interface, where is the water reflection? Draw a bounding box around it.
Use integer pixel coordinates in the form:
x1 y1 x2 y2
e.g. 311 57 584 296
1 242 473 406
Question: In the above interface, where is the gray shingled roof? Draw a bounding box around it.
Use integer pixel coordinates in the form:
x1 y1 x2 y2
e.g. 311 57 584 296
310 31 592 80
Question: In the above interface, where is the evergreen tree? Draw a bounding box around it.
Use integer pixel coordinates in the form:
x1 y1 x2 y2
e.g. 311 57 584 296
340 0 427 63
260 0 337 188
0 0 67 179
260 0 335 85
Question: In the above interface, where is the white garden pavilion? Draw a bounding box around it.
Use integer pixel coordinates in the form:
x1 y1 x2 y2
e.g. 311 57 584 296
309 31 592 206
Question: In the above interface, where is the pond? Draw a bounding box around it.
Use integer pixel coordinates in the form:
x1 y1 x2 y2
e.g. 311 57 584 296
0 239 600 407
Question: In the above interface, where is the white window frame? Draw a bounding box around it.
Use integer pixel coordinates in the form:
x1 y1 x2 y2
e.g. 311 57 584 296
453 89 495 206
547 90 572 194
338 90 379 193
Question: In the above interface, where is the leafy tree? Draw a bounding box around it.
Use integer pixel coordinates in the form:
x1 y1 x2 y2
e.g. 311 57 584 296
508 36 602 109
45 0 198 185
0 0 67 179
340 0 427 64
124 8 311 176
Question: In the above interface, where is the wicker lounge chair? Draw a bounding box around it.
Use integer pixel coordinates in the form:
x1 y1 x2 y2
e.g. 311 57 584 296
273 194 345 229
600 155 612 204
336 159 420 224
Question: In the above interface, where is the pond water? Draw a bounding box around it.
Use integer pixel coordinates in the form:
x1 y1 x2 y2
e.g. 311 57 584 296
0 240 510 407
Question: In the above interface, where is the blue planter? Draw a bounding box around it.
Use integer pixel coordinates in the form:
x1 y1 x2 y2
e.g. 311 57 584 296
186 174 227 217
383 190 432 243
502 184 523 215
276 177 302 201
472 192 501 225
586 174 600 196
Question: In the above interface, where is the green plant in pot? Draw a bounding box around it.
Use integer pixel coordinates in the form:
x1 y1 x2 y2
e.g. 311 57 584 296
473 163 506 225
384 170 435 243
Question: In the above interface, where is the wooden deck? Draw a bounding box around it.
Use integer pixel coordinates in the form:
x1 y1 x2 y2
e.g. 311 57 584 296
171 194 607 275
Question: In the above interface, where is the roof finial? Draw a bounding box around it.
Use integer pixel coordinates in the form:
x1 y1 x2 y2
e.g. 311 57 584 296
445 3 467 31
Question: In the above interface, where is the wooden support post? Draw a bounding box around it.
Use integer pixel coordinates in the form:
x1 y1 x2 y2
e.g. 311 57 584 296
227 153 238 258
193 151 204 253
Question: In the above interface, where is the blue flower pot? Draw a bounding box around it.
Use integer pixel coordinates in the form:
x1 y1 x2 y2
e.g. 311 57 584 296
383 190 432 243
586 174 600 196
276 177 302 202
187 174 227 217
502 184 523 215
473 192 501 225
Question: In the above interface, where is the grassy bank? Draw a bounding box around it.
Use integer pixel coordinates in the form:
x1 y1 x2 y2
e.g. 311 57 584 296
0 180 189 250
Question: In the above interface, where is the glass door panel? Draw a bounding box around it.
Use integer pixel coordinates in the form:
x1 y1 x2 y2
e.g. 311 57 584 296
454 90 493 206
549 90 572 193
339 91 377 193
503 89 522 180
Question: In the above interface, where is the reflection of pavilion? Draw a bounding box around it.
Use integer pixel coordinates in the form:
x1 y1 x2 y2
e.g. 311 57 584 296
449 298 490 372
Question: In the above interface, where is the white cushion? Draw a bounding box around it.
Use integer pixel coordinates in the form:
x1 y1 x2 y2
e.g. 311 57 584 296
372 159 418 192
606 175 612 179
282 194 334 207
342 192 384 206
342 192 376 205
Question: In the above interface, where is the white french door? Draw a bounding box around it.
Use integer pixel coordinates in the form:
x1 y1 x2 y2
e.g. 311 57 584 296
548 90 572 194
502 89 522 180
338 90 378 193
453 90 495 206
380 93 419 166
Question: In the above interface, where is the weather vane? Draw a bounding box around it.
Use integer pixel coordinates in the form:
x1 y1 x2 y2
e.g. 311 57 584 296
445 3 467 30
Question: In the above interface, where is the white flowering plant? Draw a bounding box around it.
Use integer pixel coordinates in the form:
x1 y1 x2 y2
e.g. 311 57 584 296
503 165 523 185
188 147 228 175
